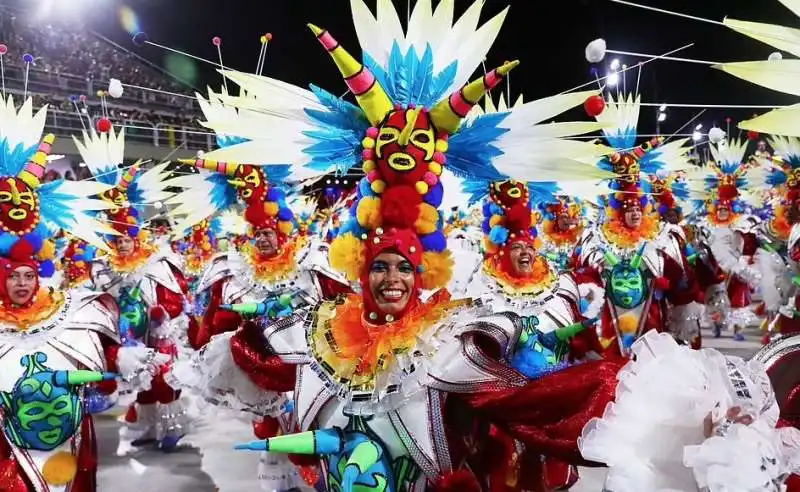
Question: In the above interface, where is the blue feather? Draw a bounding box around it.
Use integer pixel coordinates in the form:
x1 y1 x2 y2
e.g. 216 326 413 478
0 140 37 177
448 113 511 180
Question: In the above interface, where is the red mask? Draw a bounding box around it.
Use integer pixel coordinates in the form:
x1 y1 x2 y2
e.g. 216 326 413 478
100 187 128 215
235 165 267 204
0 177 39 235
375 109 438 187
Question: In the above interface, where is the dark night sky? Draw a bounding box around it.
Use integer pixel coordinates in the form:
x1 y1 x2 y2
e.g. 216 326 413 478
80 0 799 137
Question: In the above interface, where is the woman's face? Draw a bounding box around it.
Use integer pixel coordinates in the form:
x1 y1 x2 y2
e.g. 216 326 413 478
115 236 136 257
716 205 731 222
368 251 415 316
623 204 643 229
508 240 536 277
6 265 37 305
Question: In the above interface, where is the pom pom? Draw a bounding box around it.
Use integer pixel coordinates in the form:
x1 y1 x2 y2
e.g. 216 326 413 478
41 451 77 486
212 36 222 46
127 226 139 237
96 117 112 133
362 137 375 149
0 234 16 254
362 160 376 172
366 127 378 138
428 162 443 176
21 233 43 254
381 186 422 228
585 38 607 63
0 44 7 56
419 230 447 252
488 214 504 228
264 201 279 217
132 31 149 46
584 95 605 117
505 204 533 231
747 130 760 141
435 139 448 153
38 260 55 278
108 78 124 98
22 53 33 64
358 178 374 198
330 233 366 281
278 221 294 236
415 181 429 194
38 240 56 260
362 149 375 160
489 225 509 245
9 239 34 262
266 188 284 202
420 250 454 290
423 181 444 207
415 203 439 235
768 51 783 61
432 151 446 164
708 126 725 144
356 196 383 230
277 207 293 221
423 172 438 186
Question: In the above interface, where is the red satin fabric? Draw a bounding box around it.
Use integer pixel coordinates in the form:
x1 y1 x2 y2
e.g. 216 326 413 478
462 359 625 465
0 423 32 492
193 279 243 349
315 272 352 300
727 277 751 309
229 321 296 392
694 245 725 291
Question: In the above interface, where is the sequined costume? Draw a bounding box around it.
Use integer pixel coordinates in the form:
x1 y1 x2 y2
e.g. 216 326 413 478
0 96 164 492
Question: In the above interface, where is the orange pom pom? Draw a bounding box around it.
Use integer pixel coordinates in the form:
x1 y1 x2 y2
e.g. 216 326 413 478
415 203 439 235
264 202 279 217
421 250 453 290
278 221 294 236
330 233 366 281
356 197 383 230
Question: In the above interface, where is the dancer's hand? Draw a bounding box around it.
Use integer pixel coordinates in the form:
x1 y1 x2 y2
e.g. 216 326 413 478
703 406 754 438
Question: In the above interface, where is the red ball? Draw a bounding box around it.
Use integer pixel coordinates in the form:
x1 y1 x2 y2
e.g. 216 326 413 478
747 130 760 141
96 117 112 133
584 95 605 117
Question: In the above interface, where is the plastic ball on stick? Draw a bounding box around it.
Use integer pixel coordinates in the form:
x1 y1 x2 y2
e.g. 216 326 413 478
708 127 726 144
585 39 607 64
768 52 783 61
96 117 112 133
583 95 605 117
132 32 148 47
0 44 7 55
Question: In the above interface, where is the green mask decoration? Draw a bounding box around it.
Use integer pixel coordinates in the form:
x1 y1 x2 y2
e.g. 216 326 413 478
605 244 648 309
118 285 148 340
0 352 115 451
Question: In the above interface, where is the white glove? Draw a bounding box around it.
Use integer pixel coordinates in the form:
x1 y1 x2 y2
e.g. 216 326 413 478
116 345 170 392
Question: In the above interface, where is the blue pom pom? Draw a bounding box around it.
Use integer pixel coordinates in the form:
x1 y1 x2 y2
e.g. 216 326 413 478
609 196 621 209
579 298 590 315
340 220 366 238
732 202 743 214
69 95 78 103
423 181 443 207
622 334 636 349
127 226 139 237
266 188 285 202
488 203 504 217
38 260 55 278
22 233 43 253
278 208 293 221
639 195 648 207
22 53 33 63
482 202 492 216
489 225 509 245
658 204 667 215
529 227 538 238
358 178 374 198
419 231 446 252
129 208 139 218
0 234 17 254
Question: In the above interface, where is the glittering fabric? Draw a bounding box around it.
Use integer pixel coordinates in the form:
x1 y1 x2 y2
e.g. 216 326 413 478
462 358 625 465
229 321 296 392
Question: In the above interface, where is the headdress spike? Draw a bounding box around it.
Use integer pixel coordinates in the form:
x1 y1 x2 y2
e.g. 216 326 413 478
430 60 519 134
18 133 55 189
178 158 239 177
118 159 142 191
308 23 393 125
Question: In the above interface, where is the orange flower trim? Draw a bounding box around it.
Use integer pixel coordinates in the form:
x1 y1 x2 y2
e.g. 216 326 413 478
483 254 557 297
110 239 157 274
241 236 308 284
769 204 791 241
0 288 66 331
601 206 660 249
184 248 214 275
705 202 739 227
310 290 470 391
542 218 583 248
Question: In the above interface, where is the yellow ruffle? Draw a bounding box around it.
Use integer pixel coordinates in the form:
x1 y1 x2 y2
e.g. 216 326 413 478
241 236 307 284
483 255 557 297
0 288 66 331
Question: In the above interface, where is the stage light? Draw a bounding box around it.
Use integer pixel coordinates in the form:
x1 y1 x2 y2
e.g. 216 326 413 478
692 131 702 141
695 123 703 130
657 112 667 122
659 104 667 112
610 59 620 70
606 72 619 87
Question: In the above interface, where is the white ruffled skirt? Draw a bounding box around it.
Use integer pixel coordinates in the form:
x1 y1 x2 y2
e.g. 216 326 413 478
578 331 800 491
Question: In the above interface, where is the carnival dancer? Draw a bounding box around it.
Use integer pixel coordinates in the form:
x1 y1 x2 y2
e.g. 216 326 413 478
537 196 591 273
180 1 633 490
574 93 693 356
75 127 194 453
0 95 166 491
754 136 800 344
687 139 766 341
648 171 705 348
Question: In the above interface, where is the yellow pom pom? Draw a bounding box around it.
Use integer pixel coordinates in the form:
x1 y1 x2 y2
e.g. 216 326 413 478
278 221 294 236
264 202 279 217
330 233 366 281
202 243 211 251
371 180 386 194
38 239 56 260
489 215 504 228
428 162 442 176
415 181 429 194
42 451 77 486
362 160 376 172
356 196 383 230
618 313 638 334
362 137 376 149
415 203 439 235
421 250 454 290
435 139 449 153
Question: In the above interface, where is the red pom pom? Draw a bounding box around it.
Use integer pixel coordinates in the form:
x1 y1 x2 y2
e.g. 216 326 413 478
252 416 279 439
381 185 422 229
747 130 760 141
654 276 670 291
9 240 34 262
584 95 605 117
244 203 268 228
150 306 167 323
505 204 532 232
96 117 112 133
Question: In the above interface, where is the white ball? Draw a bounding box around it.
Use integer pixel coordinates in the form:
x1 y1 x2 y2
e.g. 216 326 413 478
768 51 783 61
154 201 163 210
585 38 607 64
708 126 726 144
196 150 205 158
108 78 124 98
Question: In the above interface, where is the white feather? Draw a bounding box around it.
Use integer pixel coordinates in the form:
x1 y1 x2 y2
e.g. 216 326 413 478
0 95 48 153
71 127 126 180
596 93 640 141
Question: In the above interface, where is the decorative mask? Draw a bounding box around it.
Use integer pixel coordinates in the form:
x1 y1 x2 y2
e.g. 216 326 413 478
100 187 127 214
232 165 267 203
0 352 111 451
604 246 647 309
490 179 529 210
118 285 148 340
374 108 438 188
0 177 39 235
